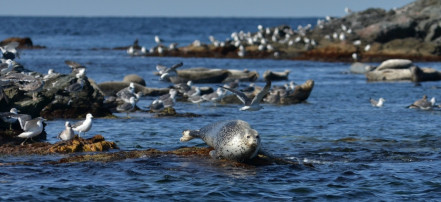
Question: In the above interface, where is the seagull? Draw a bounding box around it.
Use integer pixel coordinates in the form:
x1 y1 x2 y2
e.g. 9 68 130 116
188 95 204 104
65 60 86 75
19 78 44 101
430 97 436 106
116 96 136 117
57 121 75 141
154 35 164 44
0 41 20 60
370 97 385 107
149 99 164 112
0 59 14 74
127 39 145 56
0 108 20 130
263 91 281 104
201 87 226 104
158 89 177 108
156 62 183 81
116 82 136 103
43 69 60 80
72 113 93 137
65 78 84 95
174 80 193 94
18 117 45 145
221 80 271 111
408 95 433 110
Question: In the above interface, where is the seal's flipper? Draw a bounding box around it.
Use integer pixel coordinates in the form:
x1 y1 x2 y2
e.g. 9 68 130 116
180 130 199 142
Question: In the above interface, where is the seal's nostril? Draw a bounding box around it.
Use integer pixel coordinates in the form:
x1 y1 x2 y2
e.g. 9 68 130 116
247 136 250 138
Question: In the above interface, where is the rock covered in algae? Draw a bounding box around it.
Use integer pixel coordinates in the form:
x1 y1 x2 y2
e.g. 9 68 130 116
0 135 117 155
50 135 118 153
49 146 314 168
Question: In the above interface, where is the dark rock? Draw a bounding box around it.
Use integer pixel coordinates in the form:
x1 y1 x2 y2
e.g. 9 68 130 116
0 135 117 155
1 65 112 119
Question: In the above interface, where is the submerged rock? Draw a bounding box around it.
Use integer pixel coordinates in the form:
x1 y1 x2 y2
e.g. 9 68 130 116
48 146 312 167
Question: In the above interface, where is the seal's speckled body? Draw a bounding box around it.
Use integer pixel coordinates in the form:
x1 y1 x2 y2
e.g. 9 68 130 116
180 120 260 161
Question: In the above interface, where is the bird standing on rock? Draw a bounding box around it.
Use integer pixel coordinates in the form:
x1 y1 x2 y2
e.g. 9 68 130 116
18 117 45 145
72 113 93 137
58 121 75 141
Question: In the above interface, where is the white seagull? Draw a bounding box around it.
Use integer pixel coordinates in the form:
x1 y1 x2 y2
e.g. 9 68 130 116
72 113 93 137
18 117 45 145
370 97 385 107
221 80 271 111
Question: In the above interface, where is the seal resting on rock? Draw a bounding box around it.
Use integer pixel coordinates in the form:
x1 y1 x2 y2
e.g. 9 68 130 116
180 120 261 161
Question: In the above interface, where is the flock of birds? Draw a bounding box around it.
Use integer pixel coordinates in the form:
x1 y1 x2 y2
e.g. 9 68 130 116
0 6 437 147
0 42 96 145
369 95 437 110
1 41 438 146
126 6 371 62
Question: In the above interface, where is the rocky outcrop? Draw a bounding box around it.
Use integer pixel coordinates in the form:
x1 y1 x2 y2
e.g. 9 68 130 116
125 0 441 62
0 135 117 155
1 68 112 119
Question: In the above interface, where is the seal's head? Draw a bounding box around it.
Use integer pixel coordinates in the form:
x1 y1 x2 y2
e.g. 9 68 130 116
242 128 261 159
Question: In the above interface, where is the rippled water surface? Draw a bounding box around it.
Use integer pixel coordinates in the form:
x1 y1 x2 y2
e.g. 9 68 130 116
1 17 441 200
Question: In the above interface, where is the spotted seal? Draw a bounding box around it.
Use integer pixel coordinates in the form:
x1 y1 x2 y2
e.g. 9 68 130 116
180 120 261 161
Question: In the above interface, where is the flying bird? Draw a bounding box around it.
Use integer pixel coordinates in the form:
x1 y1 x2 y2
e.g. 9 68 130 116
221 80 271 111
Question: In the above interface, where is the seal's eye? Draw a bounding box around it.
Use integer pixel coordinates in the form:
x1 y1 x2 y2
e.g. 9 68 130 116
247 136 250 139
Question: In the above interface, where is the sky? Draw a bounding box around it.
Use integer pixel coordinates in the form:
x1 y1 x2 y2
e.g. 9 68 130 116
0 0 415 17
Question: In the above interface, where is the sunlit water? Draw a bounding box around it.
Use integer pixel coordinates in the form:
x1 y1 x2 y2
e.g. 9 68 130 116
1 17 441 200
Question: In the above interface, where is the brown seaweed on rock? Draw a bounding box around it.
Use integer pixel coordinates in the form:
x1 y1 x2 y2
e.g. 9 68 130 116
0 135 117 155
